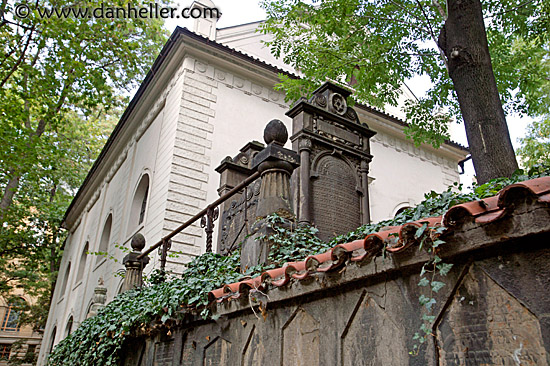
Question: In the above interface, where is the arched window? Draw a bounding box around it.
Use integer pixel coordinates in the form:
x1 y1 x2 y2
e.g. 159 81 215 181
64 316 73 337
96 214 112 264
395 206 412 217
128 174 149 235
48 326 57 354
75 242 88 283
59 262 71 300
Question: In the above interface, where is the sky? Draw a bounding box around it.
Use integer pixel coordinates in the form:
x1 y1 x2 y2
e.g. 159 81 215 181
165 0 534 186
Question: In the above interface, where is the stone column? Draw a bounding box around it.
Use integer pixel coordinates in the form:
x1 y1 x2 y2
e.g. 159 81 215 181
360 160 371 225
121 233 150 292
240 119 300 271
297 137 312 224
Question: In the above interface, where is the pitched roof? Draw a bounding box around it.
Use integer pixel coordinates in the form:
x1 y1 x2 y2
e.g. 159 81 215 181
208 176 550 303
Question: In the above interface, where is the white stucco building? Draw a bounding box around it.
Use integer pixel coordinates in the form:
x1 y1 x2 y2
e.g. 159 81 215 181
37 4 467 364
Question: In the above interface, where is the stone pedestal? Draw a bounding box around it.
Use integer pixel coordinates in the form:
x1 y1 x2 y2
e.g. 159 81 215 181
240 120 299 271
121 233 150 292
87 279 107 318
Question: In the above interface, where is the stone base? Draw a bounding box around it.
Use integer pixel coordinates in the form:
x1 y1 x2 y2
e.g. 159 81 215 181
240 219 272 272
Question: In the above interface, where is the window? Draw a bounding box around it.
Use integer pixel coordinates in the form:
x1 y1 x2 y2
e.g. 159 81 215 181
128 174 149 235
65 316 73 337
47 327 57 355
139 188 149 225
59 262 71 300
96 214 112 264
75 242 88 283
1 303 20 332
0 344 10 360
395 206 412 217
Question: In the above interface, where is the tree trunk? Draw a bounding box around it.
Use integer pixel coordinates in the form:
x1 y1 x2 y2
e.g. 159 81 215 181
439 0 518 184
0 174 20 219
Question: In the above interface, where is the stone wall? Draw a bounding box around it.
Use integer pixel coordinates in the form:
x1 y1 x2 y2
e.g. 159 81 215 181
119 239 550 366
118 184 550 366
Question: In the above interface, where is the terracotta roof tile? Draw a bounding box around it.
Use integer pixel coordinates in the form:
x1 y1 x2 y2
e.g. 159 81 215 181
208 176 550 302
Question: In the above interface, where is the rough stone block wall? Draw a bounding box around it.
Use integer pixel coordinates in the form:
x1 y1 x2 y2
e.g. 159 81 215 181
119 235 550 366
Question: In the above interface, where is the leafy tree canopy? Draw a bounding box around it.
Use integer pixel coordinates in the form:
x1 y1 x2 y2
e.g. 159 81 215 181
259 0 549 150
0 0 169 328
517 118 550 170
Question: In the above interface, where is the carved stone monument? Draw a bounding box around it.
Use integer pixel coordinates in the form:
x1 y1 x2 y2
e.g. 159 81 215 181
215 141 264 255
286 81 376 240
240 119 300 270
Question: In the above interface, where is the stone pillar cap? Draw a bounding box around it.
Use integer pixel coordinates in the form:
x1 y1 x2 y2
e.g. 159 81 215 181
131 233 146 251
264 119 288 146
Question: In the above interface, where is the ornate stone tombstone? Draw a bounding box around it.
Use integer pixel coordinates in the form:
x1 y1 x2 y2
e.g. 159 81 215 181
215 141 264 255
239 119 300 270
286 82 376 241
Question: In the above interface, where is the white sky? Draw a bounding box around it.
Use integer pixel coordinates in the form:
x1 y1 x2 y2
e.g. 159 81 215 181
165 0 533 186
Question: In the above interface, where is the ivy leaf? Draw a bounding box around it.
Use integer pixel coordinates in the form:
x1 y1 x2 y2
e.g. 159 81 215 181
418 277 430 287
422 314 436 323
431 281 445 293
418 294 430 306
415 223 428 239
437 263 454 276
424 298 436 311
432 239 446 248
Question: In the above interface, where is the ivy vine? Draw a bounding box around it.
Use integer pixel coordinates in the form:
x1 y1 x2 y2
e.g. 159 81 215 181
47 165 550 365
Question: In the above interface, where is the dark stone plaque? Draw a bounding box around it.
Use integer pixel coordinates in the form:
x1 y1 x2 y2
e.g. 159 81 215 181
204 337 232 366
312 155 361 241
219 178 261 254
153 340 173 366
437 265 547 365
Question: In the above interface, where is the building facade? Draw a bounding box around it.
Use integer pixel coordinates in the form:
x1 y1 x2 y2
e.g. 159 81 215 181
37 4 467 365
0 291 42 365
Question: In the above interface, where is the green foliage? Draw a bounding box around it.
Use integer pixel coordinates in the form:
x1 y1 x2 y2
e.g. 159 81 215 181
517 119 550 170
260 0 550 146
261 214 334 268
411 225 452 354
48 251 246 366
0 0 169 329
47 167 550 365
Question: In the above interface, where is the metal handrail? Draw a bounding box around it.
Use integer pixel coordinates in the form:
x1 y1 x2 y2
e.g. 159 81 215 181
137 170 261 261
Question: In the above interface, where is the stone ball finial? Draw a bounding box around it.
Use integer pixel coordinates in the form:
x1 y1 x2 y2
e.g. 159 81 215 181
131 233 146 252
264 119 288 146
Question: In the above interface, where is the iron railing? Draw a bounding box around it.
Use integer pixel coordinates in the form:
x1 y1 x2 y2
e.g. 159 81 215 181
137 171 261 272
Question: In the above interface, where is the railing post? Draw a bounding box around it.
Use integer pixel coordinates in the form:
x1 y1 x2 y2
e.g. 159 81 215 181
201 206 219 252
122 233 150 292
158 238 172 277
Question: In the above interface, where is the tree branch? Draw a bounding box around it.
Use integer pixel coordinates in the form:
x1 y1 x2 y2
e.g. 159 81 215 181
432 0 447 19
413 0 448 70
484 0 537 19
0 26 35 89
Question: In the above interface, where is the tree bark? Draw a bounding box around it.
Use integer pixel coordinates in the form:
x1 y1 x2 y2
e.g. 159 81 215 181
0 174 20 219
438 0 518 184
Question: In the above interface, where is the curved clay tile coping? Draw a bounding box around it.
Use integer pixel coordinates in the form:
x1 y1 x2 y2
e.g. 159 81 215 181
208 176 550 303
